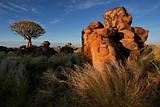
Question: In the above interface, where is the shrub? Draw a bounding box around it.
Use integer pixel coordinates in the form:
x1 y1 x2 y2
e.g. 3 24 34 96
49 53 83 68
0 63 29 107
33 69 74 107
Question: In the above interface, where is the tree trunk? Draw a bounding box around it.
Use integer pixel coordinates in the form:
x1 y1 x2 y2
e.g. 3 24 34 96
26 38 32 48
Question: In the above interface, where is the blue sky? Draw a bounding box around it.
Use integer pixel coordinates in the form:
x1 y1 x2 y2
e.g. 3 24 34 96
0 0 160 46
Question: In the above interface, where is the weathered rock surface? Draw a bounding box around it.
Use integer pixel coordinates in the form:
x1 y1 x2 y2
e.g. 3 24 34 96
88 21 104 30
103 7 132 28
82 6 149 71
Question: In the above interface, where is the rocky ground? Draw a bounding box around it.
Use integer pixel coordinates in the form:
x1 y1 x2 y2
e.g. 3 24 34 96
0 42 81 57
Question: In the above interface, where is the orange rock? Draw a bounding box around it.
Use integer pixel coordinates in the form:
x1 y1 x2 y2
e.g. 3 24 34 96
82 23 118 71
91 37 117 71
134 27 148 43
83 28 92 34
120 39 138 51
119 29 135 39
103 6 132 28
88 21 104 30
117 22 132 31
82 6 149 71
82 43 92 64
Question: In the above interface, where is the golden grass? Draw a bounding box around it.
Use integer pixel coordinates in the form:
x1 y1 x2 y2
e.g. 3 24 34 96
0 44 160 107
70 63 160 107
70 45 160 107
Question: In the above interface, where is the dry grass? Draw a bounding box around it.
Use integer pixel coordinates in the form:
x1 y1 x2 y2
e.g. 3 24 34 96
0 45 160 107
70 62 160 107
70 45 160 107
0 53 82 107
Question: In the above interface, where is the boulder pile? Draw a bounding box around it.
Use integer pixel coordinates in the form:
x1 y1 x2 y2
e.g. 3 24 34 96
82 6 148 71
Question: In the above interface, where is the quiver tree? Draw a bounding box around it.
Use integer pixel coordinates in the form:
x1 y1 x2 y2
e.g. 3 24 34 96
10 20 45 48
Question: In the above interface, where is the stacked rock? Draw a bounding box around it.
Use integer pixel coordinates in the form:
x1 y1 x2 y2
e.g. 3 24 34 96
82 6 148 71
41 41 50 47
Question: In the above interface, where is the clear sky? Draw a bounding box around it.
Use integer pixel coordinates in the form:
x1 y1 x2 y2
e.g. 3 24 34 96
0 0 160 46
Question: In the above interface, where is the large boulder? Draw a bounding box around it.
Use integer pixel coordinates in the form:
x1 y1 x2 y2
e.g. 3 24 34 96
82 6 149 71
82 23 119 70
103 6 132 28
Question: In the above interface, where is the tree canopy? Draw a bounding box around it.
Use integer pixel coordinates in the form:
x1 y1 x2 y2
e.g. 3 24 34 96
10 20 45 39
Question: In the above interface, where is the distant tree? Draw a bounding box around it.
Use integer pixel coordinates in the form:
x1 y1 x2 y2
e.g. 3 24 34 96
10 20 45 48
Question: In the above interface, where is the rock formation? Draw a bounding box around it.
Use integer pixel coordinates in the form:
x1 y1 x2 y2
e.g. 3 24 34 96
41 41 51 47
51 43 77 54
60 45 74 54
82 6 148 71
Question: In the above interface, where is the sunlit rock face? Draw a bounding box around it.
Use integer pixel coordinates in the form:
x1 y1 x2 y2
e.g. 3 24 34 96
82 6 149 71
103 6 132 28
